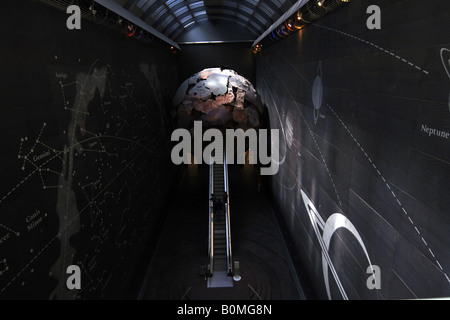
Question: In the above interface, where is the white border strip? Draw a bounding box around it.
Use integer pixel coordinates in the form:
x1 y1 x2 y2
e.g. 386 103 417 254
94 0 180 49
252 0 309 48
178 40 255 45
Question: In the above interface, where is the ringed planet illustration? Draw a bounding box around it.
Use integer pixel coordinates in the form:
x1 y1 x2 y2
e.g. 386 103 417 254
440 48 450 112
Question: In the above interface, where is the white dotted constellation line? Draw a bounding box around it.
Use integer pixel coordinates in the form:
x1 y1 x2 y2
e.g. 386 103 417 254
327 103 450 285
2 129 154 235
60 81 90 115
0 148 148 294
0 133 161 293
2 58 172 294
0 236 57 293
0 224 19 236
18 123 64 190
0 60 163 293
1 134 160 205
313 24 430 75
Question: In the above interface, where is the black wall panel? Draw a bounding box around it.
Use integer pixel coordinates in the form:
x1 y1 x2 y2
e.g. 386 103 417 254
0 1 178 299
257 0 450 299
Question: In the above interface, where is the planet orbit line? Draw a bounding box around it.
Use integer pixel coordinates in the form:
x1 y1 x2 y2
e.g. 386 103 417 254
259 59 343 207
259 47 450 287
312 24 430 75
258 24 450 290
258 76 298 191
326 103 450 285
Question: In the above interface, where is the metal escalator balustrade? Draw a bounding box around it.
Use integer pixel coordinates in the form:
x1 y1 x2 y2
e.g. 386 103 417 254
208 146 233 288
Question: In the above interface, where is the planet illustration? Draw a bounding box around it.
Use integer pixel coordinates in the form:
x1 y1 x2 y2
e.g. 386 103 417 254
312 61 323 124
173 68 263 130
440 48 450 112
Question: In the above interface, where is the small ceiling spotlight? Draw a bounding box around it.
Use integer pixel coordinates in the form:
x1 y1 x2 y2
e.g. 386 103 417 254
252 43 263 54
286 20 296 32
294 12 305 29
126 23 136 37
256 0 351 49
170 46 178 54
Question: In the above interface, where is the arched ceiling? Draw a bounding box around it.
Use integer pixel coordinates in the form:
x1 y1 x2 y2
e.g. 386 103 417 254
114 0 298 40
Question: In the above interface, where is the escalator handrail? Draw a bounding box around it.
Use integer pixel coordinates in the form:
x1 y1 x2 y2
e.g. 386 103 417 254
223 152 233 276
208 158 214 277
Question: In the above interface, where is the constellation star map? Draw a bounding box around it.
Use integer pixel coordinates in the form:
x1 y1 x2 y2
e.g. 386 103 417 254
0 58 174 299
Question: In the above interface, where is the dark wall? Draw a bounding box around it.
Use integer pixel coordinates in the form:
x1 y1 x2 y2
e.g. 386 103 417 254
178 43 255 85
257 0 450 299
0 1 178 299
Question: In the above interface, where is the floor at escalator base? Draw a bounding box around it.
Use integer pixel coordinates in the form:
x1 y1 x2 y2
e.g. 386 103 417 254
208 271 234 288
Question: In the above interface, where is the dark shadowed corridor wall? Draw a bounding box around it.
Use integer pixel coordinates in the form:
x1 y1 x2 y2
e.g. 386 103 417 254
256 0 450 299
0 1 178 299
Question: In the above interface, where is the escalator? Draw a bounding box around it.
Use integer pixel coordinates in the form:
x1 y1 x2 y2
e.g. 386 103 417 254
208 150 234 288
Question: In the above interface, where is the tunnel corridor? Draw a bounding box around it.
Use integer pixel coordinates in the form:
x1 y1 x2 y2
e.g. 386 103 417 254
139 163 306 300
0 0 449 302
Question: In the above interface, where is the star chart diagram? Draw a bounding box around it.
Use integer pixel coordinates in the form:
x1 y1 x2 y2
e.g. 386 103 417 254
0 58 169 299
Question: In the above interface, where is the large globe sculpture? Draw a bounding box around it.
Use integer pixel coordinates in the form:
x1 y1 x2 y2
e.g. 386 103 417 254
173 68 263 131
